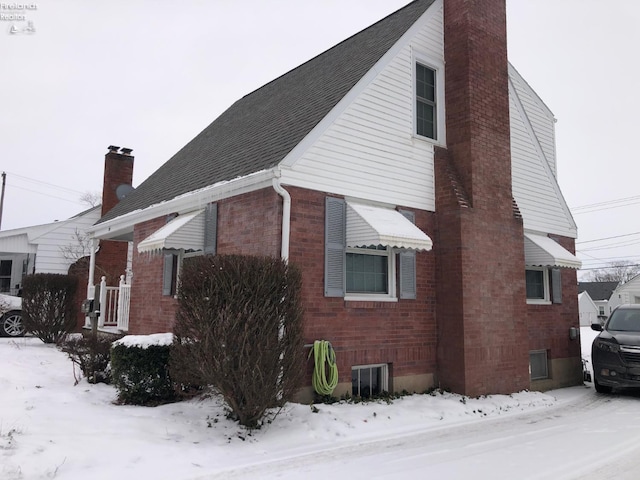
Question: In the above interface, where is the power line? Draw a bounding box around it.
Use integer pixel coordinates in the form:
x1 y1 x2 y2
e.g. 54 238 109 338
4 171 86 196
572 194 640 213
6 184 84 205
576 232 640 244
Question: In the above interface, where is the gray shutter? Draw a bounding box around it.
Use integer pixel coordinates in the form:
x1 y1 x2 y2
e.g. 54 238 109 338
551 268 562 304
204 202 217 255
162 254 174 296
398 210 417 300
325 197 345 297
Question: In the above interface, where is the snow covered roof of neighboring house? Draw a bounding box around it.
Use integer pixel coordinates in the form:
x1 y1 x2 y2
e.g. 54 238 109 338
97 0 436 225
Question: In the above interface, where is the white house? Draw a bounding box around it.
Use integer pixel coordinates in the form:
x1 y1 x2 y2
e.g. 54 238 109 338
578 291 600 327
0 206 100 295
608 274 640 312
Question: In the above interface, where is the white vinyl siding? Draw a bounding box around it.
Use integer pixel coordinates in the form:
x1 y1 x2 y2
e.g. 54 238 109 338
282 2 443 213
508 65 557 176
32 209 101 274
509 79 577 238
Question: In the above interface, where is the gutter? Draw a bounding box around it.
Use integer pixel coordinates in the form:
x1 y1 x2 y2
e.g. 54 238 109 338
89 169 278 239
272 171 291 262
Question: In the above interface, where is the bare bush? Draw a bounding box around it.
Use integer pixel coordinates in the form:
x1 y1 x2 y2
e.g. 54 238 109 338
22 274 78 344
58 333 123 384
170 255 306 429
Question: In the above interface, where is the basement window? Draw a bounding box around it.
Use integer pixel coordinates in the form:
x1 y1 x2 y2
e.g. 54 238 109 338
529 350 549 380
352 364 389 398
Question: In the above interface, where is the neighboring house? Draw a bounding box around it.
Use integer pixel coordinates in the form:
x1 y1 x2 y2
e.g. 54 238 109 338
578 291 600 327
578 281 617 321
88 0 582 398
0 206 100 295
0 147 133 330
608 274 640 313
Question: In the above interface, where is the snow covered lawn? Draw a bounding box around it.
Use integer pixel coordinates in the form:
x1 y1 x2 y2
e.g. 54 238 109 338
1 330 598 479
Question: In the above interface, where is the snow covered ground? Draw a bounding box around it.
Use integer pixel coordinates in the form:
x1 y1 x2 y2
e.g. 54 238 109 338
3 327 639 480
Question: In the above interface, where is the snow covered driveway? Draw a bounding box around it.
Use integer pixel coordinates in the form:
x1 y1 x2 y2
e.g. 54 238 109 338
3 334 640 479
201 388 640 479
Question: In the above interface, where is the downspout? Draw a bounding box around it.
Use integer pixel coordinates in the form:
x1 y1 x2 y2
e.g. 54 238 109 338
272 173 290 262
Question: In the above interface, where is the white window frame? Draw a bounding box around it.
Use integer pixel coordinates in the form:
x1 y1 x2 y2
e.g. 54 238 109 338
352 363 389 398
344 246 397 302
526 267 551 305
412 51 445 146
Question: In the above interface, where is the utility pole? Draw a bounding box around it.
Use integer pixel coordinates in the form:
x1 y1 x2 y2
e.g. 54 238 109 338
0 172 6 230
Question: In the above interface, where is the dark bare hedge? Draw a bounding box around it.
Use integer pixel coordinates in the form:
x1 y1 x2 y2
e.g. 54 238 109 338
22 273 78 344
58 333 123 384
170 255 306 429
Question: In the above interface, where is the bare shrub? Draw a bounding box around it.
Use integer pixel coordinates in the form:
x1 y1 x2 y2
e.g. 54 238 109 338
22 274 78 344
170 255 306 429
58 333 123 384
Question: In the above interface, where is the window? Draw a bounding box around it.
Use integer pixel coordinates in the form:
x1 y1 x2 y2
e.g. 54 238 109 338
525 269 545 300
162 253 179 296
0 260 12 293
352 364 389 398
529 350 549 380
599 306 605 316
525 267 562 304
416 63 437 139
324 197 425 301
159 203 217 297
346 245 390 294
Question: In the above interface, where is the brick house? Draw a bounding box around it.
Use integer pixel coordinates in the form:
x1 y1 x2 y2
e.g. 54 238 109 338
88 0 582 398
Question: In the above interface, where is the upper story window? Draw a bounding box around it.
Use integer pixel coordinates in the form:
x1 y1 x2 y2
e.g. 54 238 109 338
416 63 437 140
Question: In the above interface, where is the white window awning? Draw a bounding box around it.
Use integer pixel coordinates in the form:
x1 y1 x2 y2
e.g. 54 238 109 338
137 210 205 254
524 233 581 269
346 201 433 251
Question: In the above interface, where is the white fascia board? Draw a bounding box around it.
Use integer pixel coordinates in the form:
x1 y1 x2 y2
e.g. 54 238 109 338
89 169 278 240
279 0 444 169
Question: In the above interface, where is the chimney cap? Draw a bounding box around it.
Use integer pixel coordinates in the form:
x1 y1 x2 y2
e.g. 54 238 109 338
120 147 133 155
107 145 120 152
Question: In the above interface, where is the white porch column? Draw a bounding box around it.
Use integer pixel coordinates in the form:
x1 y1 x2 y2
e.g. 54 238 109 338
85 238 99 327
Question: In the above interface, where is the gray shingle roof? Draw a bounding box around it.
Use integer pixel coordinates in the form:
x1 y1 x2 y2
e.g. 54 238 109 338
99 0 435 224
578 282 619 301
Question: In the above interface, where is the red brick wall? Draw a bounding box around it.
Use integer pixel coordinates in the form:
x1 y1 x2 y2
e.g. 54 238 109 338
129 216 178 334
287 187 438 388
126 186 439 388
527 236 581 361
128 188 282 334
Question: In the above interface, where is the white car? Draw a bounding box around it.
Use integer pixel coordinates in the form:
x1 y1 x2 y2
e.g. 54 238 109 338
0 294 23 337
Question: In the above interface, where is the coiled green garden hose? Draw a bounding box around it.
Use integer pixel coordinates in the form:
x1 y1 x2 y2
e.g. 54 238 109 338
309 340 338 395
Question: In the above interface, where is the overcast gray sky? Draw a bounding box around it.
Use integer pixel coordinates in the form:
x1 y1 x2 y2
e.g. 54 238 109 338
1 1 639 278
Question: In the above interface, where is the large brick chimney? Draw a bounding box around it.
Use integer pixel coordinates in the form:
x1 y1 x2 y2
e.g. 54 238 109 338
96 146 134 284
434 0 530 395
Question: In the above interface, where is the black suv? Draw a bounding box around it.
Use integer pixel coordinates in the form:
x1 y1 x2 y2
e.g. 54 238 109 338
591 304 640 393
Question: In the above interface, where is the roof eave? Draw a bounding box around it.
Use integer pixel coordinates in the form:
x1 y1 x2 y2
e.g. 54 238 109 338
89 169 278 240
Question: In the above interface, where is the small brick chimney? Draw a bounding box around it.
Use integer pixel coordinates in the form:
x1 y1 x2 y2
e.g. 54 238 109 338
96 146 134 284
434 0 529 396
102 145 134 217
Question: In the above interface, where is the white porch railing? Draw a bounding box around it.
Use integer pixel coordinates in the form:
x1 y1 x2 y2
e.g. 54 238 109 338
86 275 131 331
